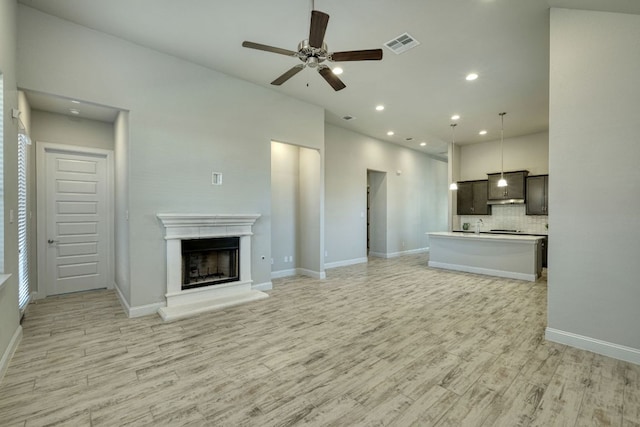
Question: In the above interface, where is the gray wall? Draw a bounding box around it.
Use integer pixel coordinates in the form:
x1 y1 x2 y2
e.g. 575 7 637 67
459 131 549 181
30 110 114 150
0 0 19 376
270 141 299 274
17 5 324 308
114 111 130 302
325 124 448 264
298 147 323 275
548 8 640 357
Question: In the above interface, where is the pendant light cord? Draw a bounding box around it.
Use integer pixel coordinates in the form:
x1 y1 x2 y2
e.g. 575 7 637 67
499 112 506 179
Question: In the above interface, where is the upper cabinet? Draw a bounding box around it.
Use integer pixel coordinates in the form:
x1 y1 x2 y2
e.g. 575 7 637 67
526 175 549 215
457 180 491 215
487 171 528 201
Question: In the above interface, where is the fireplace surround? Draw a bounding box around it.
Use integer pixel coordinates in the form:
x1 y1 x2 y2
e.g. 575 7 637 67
156 213 268 321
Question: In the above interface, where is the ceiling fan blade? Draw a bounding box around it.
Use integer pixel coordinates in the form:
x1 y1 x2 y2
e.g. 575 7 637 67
242 41 297 57
271 65 305 86
331 49 384 62
309 10 329 48
318 67 346 91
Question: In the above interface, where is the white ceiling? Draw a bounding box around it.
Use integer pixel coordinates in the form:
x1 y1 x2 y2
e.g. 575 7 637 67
18 0 640 159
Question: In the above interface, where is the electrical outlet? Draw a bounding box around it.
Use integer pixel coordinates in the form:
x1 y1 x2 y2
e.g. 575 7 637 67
284 256 287 262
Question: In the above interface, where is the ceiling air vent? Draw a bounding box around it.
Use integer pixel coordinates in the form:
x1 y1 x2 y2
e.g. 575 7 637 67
384 32 420 55
342 115 356 121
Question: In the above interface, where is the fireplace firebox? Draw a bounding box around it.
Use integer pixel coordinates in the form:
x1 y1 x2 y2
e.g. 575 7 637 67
181 237 240 290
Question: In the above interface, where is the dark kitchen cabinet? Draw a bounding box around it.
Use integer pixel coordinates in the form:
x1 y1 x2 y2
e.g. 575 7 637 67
457 180 491 215
526 175 549 215
487 171 528 201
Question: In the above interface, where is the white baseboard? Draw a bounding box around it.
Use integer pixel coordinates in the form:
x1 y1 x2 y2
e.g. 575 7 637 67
253 281 273 291
0 325 22 384
325 257 368 269
368 251 387 259
545 327 640 365
369 248 429 259
387 247 429 258
115 285 165 318
271 269 297 279
297 268 326 280
428 261 537 282
271 268 326 280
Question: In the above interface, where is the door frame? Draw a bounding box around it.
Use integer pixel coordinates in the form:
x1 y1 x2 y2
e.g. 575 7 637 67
35 141 115 299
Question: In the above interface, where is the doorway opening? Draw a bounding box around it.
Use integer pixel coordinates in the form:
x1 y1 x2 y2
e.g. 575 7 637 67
367 169 387 258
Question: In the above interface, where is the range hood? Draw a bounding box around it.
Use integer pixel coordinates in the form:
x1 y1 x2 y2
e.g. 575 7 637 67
487 198 525 205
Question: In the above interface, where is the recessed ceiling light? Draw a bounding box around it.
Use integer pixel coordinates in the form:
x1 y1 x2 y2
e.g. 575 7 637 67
451 114 460 120
375 105 385 111
479 130 487 135
420 142 427 146
71 100 81 104
332 67 343 75
387 131 394 136
69 109 80 115
466 73 479 81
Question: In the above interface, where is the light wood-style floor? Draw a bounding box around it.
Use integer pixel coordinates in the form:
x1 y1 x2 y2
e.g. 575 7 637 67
1 254 638 426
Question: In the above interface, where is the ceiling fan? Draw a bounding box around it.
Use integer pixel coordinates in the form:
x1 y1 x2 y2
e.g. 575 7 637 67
242 8 383 91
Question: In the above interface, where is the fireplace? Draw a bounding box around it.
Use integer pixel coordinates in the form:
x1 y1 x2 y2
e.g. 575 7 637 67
156 213 268 321
182 237 240 289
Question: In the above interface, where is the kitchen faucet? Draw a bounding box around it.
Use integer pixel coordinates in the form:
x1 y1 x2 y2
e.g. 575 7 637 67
475 218 483 234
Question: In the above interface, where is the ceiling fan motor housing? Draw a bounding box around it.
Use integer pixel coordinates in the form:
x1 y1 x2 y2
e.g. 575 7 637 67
298 40 328 67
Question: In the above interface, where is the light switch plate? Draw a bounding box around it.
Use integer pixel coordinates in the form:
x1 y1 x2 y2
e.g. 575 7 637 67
212 172 223 185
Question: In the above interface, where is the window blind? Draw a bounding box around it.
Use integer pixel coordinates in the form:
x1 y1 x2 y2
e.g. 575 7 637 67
18 131 31 312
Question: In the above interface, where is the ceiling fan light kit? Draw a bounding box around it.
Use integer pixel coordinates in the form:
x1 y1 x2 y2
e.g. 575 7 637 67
242 9 383 91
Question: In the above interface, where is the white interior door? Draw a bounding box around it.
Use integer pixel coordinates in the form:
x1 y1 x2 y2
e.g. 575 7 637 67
42 148 109 295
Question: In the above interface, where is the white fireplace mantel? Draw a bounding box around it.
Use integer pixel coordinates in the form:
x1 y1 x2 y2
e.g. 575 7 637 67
156 213 267 321
157 213 261 240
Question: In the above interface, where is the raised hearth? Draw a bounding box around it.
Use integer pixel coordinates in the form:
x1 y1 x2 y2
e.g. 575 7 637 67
156 213 268 321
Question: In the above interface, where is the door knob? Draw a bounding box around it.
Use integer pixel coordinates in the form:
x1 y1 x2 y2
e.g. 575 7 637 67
47 239 59 244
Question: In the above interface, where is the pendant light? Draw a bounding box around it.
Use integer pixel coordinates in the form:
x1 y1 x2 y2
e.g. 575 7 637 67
497 112 507 187
449 123 458 190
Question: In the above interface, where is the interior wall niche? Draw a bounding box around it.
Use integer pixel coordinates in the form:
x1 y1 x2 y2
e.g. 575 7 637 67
270 140 322 277
367 169 387 257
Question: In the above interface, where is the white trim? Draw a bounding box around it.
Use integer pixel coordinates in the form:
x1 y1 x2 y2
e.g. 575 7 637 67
368 248 429 259
428 261 537 282
130 302 166 318
271 269 297 279
325 257 368 269
0 274 11 291
0 326 22 384
368 251 387 259
297 268 326 280
546 327 640 365
252 281 272 291
158 290 268 322
36 142 115 298
386 247 429 258
156 213 260 229
115 285 165 318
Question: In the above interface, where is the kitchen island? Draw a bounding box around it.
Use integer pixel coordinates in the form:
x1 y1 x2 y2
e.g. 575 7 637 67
427 232 544 281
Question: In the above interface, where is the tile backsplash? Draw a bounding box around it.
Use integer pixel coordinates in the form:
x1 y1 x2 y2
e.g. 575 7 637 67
459 204 548 235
